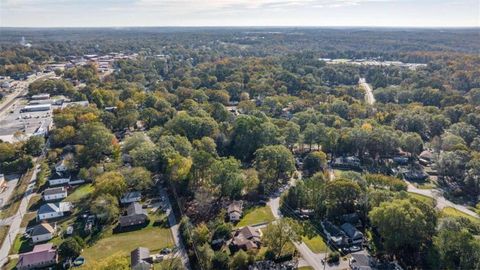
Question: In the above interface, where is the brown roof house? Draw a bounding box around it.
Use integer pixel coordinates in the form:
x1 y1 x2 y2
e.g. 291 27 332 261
231 226 262 252
119 202 148 228
130 247 152 270
227 201 243 222
17 243 58 270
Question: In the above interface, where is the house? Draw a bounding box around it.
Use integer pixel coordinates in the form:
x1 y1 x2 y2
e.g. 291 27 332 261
54 154 73 173
29 223 56 244
332 156 361 170
231 226 262 251
341 223 364 245
120 191 142 204
322 221 347 247
17 243 58 270
419 150 433 166
403 170 429 181
131 247 152 270
119 202 148 228
227 201 243 222
43 186 67 202
37 202 73 221
48 171 71 186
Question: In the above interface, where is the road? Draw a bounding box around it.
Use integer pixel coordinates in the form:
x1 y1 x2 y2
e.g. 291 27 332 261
407 183 479 218
359 78 375 105
159 187 191 270
0 164 40 267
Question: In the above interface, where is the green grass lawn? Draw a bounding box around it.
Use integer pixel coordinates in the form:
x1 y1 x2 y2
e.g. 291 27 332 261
441 207 480 223
65 184 94 202
302 235 330 254
236 206 275 228
10 234 32 255
81 226 174 263
298 267 314 270
408 192 435 205
3 258 18 270
0 226 10 246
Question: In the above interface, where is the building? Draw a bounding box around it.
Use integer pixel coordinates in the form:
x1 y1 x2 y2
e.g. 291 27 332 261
341 223 364 245
43 187 68 202
227 201 243 222
20 104 51 112
48 171 71 186
120 191 142 204
119 202 148 228
322 221 347 247
231 226 262 251
55 154 74 173
130 247 152 270
30 94 50 100
29 223 56 244
17 243 58 270
332 156 361 170
37 202 73 221
61 100 89 109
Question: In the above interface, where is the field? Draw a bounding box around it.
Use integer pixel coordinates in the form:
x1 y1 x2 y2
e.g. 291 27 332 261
65 184 94 202
81 226 174 263
440 207 480 224
302 235 330 254
236 206 275 227
408 192 435 205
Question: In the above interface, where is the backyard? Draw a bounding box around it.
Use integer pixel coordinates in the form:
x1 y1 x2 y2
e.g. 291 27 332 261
236 206 275 227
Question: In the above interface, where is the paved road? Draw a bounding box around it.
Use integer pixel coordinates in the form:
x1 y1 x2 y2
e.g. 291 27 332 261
407 183 479 218
359 78 375 105
159 187 191 270
0 175 20 210
0 164 40 267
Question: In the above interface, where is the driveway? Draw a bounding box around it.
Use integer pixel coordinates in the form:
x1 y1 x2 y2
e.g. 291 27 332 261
407 183 479 218
359 78 375 105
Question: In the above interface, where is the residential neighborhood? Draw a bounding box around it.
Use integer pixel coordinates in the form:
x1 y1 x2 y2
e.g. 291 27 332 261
1 26 480 270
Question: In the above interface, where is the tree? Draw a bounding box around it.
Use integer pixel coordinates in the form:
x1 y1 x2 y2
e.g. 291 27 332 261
211 157 245 199
324 179 362 216
121 167 152 191
369 199 436 259
77 122 116 164
303 151 327 175
255 145 295 190
401 132 423 157
434 222 480 270
94 171 127 199
230 250 249 270
283 121 300 150
263 218 301 259
197 243 214 270
22 136 45 156
58 238 83 259
90 194 120 224
212 251 230 269
192 223 211 246
0 142 17 162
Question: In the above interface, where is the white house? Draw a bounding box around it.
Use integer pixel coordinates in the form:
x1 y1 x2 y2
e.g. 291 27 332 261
120 191 142 204
227 201 243 222
30 223 56 244
37 202 73 221
48 171 71 186
43 187 67 202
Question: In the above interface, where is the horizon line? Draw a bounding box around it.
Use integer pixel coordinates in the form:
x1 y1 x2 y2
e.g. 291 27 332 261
1 25 479 29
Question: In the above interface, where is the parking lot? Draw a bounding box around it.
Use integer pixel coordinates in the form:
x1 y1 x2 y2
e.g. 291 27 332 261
0 98 55 142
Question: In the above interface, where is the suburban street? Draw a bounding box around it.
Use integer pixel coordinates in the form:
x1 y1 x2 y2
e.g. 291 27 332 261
0 164 40 267
407 182 479 218
359 78 375 105
158 187 191 270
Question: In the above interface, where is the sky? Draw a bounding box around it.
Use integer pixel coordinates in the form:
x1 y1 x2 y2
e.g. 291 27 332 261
0 0 479 27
